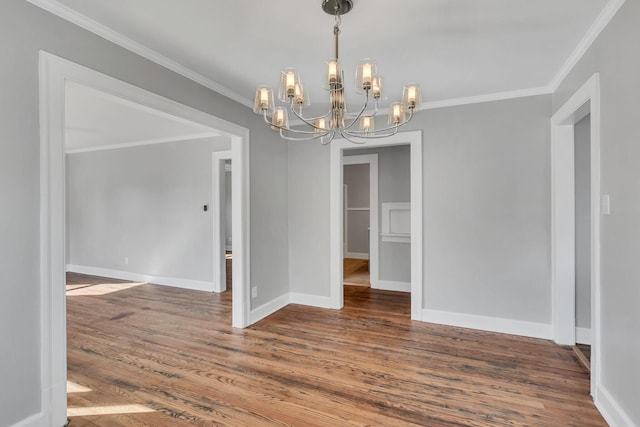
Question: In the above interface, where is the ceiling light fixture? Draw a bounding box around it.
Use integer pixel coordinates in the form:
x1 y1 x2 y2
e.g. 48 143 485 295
253 0 422 145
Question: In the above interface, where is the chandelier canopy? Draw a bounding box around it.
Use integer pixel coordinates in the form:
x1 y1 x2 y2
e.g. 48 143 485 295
253 0 422 145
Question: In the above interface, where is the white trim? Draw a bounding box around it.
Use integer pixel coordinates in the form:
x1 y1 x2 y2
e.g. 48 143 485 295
345 252 369 260
67 264 214 292
549 0 627 91
289 293 334 309
343 153 378 285
551 73 601 398
421 86 552 110
65 131 218 154
249 294 290 324
212 150 232 293
576 327 592 345
422 309 553 340
39 51 251 427
26 0 253 108
380 234 411 243
10 412 44 427
374 280 411 293
331 131 423 319
595 385 637 427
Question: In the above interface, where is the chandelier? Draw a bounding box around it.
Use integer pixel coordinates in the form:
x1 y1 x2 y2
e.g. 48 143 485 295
252 0 422 145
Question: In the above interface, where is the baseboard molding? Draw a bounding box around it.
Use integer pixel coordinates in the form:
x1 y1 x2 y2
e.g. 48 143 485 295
344 252 368 260
66 264 214 293
289 292 334 309
250 293 290 324
576 327 592 345
225 244 232 251
373 280 411 292
596 384 636 427
422 309 553 340
10 412 44 427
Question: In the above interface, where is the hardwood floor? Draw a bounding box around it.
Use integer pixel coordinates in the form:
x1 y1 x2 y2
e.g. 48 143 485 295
343 258 370 286
66 276 604 426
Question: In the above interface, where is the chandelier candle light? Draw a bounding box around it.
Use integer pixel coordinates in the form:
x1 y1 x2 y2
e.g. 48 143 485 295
253 0 422 145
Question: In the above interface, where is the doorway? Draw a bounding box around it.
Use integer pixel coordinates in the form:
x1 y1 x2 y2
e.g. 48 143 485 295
329 130 423 319
551 73 601 397
343 154 378 288
39 52 251 426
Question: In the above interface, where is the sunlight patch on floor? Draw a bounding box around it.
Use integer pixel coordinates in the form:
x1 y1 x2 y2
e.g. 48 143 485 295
67 404 154 417
66 282 144 296
66 380 92 393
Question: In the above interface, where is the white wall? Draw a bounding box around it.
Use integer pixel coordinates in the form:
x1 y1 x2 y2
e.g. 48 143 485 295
574 114 591 330
553 1 640 424
67 138 230 285
0 1 288 424
225 165 232 249
289 95 551 320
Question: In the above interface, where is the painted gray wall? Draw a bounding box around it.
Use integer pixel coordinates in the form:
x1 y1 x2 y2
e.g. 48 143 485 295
553 1 640 423
67 138 230 283
574 114 591 330
344 163 370 255
289 95 551 315
345 146 412 284
0 1 288 424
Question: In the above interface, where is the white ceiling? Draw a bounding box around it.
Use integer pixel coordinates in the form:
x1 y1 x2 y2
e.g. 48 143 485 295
49 0 612 114
65 81 218 152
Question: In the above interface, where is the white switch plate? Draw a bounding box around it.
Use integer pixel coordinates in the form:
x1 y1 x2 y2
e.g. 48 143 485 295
251 287 257 298
601 194 611 215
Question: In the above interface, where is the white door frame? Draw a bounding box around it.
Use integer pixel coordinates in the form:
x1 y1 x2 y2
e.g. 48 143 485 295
550 73 601 397
39 51 251 426
330 130 423 319
212 151 232 292
343 154 379 286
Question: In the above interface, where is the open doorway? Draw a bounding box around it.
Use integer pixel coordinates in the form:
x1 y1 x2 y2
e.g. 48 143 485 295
39 52 251 426
551 73 601 397
342 155 377 288
329 131 423 319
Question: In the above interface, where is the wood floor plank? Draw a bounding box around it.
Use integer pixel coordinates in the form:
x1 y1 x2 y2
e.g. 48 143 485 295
66 275 605 426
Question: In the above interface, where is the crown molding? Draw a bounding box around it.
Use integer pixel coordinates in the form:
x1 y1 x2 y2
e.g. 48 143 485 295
421 86 552 110
549 0 626 91
28 0 624 112
26 0 254 108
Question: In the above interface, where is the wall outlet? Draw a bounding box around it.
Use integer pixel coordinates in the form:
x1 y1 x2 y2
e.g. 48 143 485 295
124 257 129 265
251 287 258 298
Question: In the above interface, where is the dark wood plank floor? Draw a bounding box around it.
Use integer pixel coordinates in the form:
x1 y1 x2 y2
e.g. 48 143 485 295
66 275 604 426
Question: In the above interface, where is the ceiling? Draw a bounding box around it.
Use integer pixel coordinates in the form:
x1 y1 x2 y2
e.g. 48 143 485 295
65 81 218 152
47 0 613 114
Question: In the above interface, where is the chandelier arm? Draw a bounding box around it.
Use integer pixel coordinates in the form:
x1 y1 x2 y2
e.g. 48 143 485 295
288 103 332 130
341 92 371 131
279 128 334 141
337 131 369 145
345 108 415 136
342 126 399 140
264 110 333 136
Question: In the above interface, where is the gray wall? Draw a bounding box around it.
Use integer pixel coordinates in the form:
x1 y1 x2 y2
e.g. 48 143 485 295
574 114 591 330
344 163 370 255
0 1 288 424
553 0 640 423
289 95 551 316
345 146 412 284
67 138 230 282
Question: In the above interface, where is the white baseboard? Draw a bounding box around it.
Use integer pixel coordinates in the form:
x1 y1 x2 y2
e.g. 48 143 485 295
422 309 552 340
596 384 636 427
250 293 289 324
344 252 368 260
576 327 592 345
225 244 232 251
10 412 44 427
66 264 214 293
290 292 334 309
373 280 410 292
